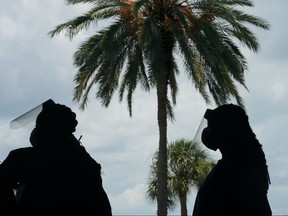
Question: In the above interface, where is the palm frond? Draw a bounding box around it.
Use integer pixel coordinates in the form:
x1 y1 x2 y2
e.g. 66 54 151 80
66 0 97 5
215 0 254 7
66 0 117 5
119 45 144 116
170 18 211 104
73 34 103 106
166 98 175 123
168 57 179 106
197 0 269 52
49 3 120 39
73 20 131 107
142 19 167 87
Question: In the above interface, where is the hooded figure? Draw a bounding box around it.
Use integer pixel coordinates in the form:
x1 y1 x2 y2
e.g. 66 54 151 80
0 100 112 216
192 104 272 216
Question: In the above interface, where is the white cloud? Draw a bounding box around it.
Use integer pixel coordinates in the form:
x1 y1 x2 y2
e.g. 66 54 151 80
0 16 23 40
271 79 287 101
108 184 155 215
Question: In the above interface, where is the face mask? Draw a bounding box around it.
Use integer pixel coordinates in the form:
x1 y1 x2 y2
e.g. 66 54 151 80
201 127 219 151
30 128 40 147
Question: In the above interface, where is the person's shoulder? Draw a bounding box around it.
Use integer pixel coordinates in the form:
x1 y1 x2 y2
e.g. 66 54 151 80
1 147 36 166
9 147 35 156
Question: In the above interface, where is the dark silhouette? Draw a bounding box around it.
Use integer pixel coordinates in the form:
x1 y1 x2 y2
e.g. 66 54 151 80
192 104 272 216
0 100 112 215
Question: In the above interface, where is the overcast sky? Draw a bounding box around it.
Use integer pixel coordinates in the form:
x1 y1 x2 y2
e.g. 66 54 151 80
0 0 287 215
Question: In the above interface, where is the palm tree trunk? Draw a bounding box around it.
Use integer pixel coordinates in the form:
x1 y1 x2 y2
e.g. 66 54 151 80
156 83 168 216
179 192 188 216
156 27 174 216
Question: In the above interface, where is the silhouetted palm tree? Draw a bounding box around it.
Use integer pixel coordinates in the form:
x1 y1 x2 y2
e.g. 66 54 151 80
50 0 269 214
147 138 214 216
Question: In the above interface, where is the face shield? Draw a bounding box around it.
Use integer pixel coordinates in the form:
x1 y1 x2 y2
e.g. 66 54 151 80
193 109 215 144
193 109 220 151
10 99 55 130
193 116 207 146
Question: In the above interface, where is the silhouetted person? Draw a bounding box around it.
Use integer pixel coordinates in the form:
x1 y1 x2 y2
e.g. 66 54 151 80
0 100 112 215
192 104 272 216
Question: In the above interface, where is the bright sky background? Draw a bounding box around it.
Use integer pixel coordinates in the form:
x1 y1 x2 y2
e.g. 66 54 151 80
0 0 287 215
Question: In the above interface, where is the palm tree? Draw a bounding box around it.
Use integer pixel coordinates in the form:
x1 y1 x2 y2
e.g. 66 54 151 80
49 0 269 215
147 138 214 216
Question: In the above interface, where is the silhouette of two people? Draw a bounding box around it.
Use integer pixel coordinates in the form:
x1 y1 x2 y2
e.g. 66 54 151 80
0 100 112 215
193 104 272 216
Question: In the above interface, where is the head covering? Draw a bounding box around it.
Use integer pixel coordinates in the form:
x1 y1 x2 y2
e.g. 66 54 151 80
35 100 78 135
201 103 257 153
203 104 249 132
204 104 248 123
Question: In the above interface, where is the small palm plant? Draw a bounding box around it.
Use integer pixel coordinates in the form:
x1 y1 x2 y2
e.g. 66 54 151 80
147 138 214 216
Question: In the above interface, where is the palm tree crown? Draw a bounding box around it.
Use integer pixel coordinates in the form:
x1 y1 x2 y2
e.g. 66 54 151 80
50 0 269 113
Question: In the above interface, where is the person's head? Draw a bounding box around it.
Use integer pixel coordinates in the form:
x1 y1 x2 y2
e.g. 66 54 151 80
201 104 254 153
30 100 78 147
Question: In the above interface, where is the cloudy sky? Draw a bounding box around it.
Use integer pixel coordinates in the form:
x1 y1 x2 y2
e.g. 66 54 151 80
0 0 287 215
